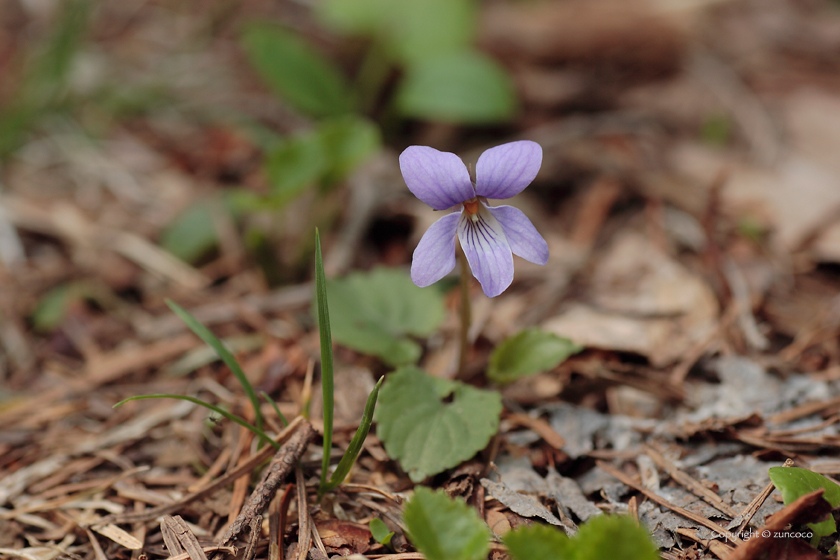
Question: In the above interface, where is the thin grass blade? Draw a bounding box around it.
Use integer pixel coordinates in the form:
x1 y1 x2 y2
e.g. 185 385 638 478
314 228 334 493
321 376 383 495
165 299 264 432
113 394 278 449
261 390 289 427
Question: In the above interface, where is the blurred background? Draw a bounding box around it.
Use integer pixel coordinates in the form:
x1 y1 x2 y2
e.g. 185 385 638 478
3 0 840 390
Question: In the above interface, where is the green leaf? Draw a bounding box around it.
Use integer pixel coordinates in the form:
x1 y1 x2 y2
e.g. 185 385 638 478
264 116 380 205
264 133 328 204
574 515 660 560
403 487 490 560
488 328 582 384
240 23 352 118
166 300 264 433
317 115 381 186
370 518 394 547
318 0 475 65
504 524 573 560
376 366 502 481
314 229 335 494
159 202 219 264
321 268 445 366
113 394 278 450
396 50 516 124
31 282 90 332
322 376 383 495
769 466 840 537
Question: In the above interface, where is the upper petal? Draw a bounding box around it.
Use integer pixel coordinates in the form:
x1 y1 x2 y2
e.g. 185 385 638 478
474 140 542 200
458 204 514 297
411 211 461 287
399 146 475 210
487 205 548 265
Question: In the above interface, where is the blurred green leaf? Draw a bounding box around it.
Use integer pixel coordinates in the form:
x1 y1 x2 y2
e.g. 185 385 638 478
31 282 90 332
319 0 475 65
240 23 352 118
396 50 516 124
505 515 658 560
574 515 659 560
488 328 582 384
159 202 219 264
318 115 381 186
403 487 490 560
504 524 573 560
376 366 502 481
318 268 445 365
264 133 328 204
263 116 380 206
370 518 394 547
769 466 840 538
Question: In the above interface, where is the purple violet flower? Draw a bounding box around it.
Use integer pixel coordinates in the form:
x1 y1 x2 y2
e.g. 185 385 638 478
400 140 549 298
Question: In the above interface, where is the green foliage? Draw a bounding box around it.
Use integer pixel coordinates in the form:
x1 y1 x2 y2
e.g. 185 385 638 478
113 394 279 450
396 51 516 124
376 366 502 481
0 0 91 157
314 229 335 495
166 300 264 433
264 115 380 206
31 282 90 332
574 515 660 560
240 23 352 118
488 328 582 384
370 518 394 547
320 268 445 365
403 487 490 560
320 376 383 496
159 202 219 264
503 524 573 560
700 113 732 147
504 516 658 560
769 466 840 538
318 0 476 65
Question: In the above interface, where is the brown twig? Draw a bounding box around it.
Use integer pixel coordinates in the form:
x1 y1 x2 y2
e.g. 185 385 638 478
218 421 315 547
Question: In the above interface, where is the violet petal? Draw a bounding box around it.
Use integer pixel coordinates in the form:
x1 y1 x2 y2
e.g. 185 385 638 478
474 140 542 200
458 204 514 297
487 205 549 265
411 211 461 287
399 146 475 210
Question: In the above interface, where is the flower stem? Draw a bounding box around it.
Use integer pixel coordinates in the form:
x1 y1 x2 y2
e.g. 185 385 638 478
457 243 472 378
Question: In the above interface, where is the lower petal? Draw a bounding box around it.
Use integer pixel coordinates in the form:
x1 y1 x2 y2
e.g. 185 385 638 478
487 205 549 265
458 205 514 297
411 212 461 287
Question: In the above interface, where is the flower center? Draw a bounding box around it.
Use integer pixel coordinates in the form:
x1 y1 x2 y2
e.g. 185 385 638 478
463 198 480 222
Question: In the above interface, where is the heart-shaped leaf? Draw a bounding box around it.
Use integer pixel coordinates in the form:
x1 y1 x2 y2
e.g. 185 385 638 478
376 366 502 481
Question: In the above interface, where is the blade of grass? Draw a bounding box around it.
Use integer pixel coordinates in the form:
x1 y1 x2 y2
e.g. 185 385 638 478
314 228 334 494
165 299 264 433
113 394 279 450
321 376 383 496
261 390 289 428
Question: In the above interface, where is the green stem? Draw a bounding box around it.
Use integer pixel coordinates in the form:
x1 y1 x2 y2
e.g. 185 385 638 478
353 44 392 115
457 243 472 378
